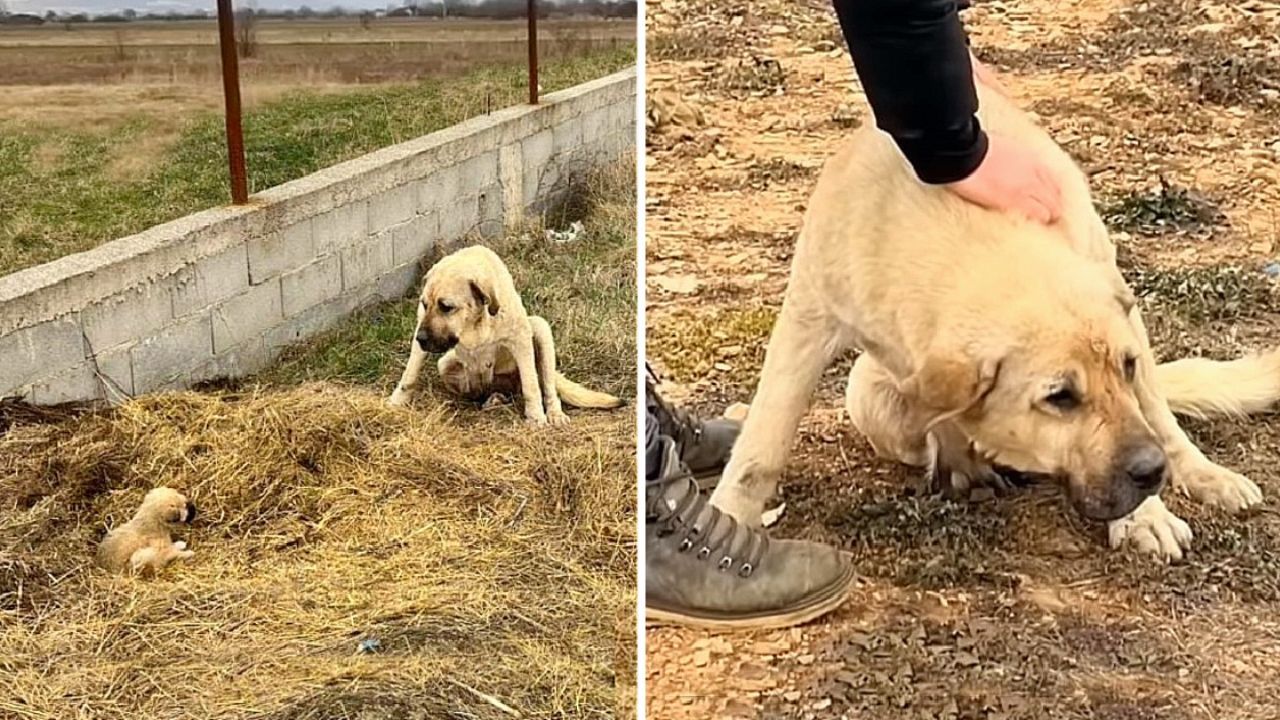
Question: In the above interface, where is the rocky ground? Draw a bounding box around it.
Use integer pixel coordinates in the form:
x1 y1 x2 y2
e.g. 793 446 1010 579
644 0 1280 718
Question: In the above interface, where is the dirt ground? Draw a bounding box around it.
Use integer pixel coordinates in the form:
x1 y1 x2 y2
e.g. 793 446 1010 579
645 0 1280 718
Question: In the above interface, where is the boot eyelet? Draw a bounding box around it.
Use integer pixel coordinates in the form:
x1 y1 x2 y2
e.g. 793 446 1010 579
738 563 754 578
697 547 711 560
718 556 733 571
678 538 693 552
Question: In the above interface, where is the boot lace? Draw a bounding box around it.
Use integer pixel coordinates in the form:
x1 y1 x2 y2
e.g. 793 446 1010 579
647 440 766 578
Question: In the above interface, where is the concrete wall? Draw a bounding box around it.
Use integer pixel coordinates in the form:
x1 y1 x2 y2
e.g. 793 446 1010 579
0 69 635 405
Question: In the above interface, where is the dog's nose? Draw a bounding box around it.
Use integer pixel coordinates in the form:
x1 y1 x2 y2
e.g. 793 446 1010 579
415 330 432 351
1124 444 1166 490
185 501 198 523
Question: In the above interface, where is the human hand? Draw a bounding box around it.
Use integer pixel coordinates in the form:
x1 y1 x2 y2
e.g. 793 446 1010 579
945 132 1064 224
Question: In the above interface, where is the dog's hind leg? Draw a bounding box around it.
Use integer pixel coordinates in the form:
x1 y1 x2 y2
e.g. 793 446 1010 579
711 290 844 526
389 329 430 407
1129 309 1262 513
529 316 569 425
845 354 929 467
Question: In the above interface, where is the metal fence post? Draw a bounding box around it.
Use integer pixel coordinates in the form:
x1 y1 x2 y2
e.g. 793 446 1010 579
215 0 249 204
527 0 538 104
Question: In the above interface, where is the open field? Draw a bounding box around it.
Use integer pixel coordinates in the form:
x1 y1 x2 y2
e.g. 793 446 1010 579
0 160 637 720
0 18 635 85
0 17 634 276
646 0 1280 718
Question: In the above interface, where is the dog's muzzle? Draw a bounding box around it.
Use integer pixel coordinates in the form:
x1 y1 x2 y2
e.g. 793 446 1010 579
416 329 456 354
184 501 198 523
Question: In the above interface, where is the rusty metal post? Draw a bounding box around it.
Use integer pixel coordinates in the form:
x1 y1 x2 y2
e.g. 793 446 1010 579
527 0 538 104
215 0 249 204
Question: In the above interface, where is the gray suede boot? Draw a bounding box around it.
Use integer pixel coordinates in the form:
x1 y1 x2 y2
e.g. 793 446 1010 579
645 366 740 482
645 437 856 630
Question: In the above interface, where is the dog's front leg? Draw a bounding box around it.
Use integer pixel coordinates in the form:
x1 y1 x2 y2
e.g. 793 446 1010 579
529 316 568 425
711 290 843 526
1129 308 1262 512
389 325 430 407
513 337 548 424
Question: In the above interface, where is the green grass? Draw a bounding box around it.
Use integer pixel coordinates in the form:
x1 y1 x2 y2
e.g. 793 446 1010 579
257 159 636 402
0 47 634 277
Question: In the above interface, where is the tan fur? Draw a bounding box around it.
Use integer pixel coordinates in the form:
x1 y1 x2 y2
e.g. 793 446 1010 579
1156 350 1280 419
387 245 623 423
96 487 196 576
711 76 1274 561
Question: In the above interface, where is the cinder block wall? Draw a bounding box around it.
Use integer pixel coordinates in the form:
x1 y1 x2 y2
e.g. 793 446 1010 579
0 69 635 405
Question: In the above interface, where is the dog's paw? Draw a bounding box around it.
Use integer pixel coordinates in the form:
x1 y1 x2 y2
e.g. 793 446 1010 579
173 541 187 551
1174 460 1263 513
387 387 413 408
177 550 195 562
1108 495 1193 562
525 412 548 425
547 408 570 426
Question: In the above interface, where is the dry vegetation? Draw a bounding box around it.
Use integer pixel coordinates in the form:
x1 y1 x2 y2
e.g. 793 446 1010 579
646 0 1280 718
0 161 637 720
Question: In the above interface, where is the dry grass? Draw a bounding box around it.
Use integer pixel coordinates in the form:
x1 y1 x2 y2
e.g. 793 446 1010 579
0 160 638 720
0 18 634 87
0 388 634 720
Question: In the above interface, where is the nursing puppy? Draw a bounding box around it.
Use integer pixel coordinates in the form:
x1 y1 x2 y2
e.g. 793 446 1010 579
387 245 624 423
712 77 1278 561
96 487 197 576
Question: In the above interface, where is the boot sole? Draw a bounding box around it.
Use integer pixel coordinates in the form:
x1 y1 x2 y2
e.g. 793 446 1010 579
644 562 856 631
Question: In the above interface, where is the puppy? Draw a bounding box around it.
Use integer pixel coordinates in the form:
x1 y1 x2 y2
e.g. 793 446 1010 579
387 245 624 424
96 487 197 576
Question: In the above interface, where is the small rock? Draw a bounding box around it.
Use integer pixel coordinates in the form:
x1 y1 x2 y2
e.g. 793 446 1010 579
357 637 382 654
813 698 833 711
784 691 802 702
1263 261 1280 278
693 649 712 667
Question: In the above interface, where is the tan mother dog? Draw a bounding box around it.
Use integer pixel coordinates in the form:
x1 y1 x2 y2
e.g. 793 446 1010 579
96 487 197 575
388 245 623 423
712 78 1280 561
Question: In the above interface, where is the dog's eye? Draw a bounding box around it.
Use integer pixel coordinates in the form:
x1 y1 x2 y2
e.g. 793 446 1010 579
1123 356 1137 382
1044 388 1080 411
437 300 454 314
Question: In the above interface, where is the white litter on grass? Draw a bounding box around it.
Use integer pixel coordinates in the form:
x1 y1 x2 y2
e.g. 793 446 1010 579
761 503 786 528
545 221 585 244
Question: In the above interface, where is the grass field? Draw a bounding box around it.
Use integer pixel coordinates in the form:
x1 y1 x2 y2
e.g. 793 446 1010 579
0 159 636 720
0 17 635 276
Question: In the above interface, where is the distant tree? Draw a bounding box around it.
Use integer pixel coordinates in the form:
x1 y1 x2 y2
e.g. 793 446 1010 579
0 0 8 18
44 9 57 21
359 10 373 28
298 5 316 16
122 8 137 20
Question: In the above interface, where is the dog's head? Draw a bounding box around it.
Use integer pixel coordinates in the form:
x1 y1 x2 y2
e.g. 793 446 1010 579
415 259 501 354
905 275 1163 521
140 487 197 524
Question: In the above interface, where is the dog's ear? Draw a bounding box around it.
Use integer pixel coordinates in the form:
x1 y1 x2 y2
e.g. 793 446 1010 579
902 352 1002 429
469 279 500 317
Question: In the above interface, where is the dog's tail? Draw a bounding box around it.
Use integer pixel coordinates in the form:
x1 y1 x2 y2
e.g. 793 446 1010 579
556 374 625 410
1156 348 1280 419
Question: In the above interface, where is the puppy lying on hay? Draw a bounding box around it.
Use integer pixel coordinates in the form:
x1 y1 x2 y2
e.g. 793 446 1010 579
95 486 196 575
388 245 625 424
0 385 634 718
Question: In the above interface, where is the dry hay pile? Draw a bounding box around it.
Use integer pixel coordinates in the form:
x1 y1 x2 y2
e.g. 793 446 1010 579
0 384 636 720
